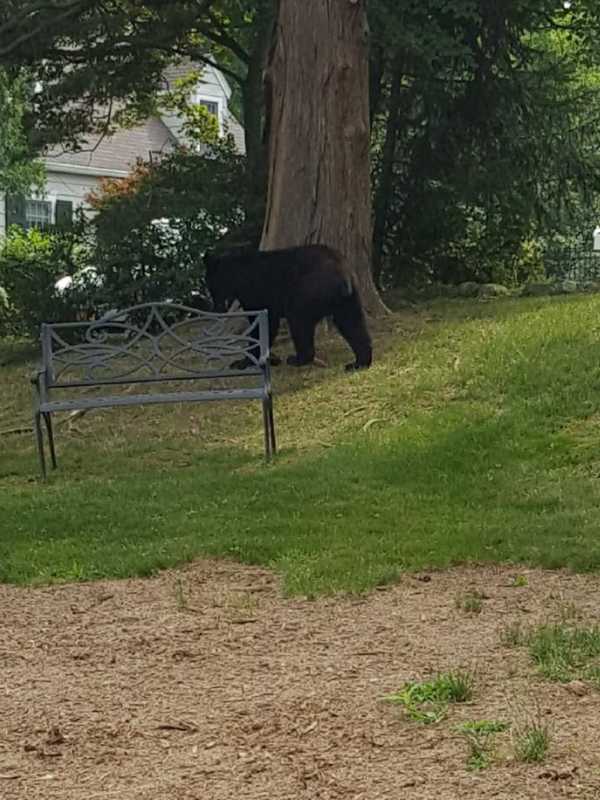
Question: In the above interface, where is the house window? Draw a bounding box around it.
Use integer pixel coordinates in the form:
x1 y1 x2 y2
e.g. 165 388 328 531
5 196 73 232
199 99 219 118
25 199 52 230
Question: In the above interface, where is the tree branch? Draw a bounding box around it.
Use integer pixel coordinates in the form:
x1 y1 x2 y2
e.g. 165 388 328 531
0 0 87 57
197 15 250 64
186 51 244 86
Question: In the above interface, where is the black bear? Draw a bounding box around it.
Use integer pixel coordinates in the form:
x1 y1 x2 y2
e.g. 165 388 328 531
204 244 372 371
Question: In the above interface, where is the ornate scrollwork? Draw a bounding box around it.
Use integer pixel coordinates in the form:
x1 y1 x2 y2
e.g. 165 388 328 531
45 303 266 386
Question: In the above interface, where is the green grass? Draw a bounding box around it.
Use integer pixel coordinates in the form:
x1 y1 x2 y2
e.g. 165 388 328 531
383 670 475 723
3 294 600 593
455 589 486 614
513 716 551 763
527 623 600 683
501 616 600 684
455 720 510 770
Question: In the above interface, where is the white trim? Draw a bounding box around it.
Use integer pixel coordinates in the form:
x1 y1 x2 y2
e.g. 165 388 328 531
43 161 130 178
196 95 224 134
211 65 232 99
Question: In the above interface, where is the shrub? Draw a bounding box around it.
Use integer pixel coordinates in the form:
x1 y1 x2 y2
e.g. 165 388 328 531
0 283 17 337
0 225 92 337
86 130 247 311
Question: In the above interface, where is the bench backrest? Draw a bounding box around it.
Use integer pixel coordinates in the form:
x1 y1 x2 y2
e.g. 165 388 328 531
40 303 269 388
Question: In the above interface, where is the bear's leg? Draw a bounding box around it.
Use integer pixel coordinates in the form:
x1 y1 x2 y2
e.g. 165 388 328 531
269 314 282 366
332 296 373 371
231 312 282 369
286 314 317 366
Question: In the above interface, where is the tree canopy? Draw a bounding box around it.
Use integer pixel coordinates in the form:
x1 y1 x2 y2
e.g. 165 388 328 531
2 0 600 287
0 68 44 193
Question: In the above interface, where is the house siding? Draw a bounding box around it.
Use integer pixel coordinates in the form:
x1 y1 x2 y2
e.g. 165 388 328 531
161 62 231 144
1 63 244 238
1 172 106 236
45 170 105 215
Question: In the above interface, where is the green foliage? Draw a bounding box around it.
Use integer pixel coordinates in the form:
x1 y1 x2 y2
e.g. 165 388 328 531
527 623 600 682
0 1 184 152
0 79 247 331
455 589 485 614
0 225 91 337
160 72 222 146
4 0 600 292
511 574 529 587
88 134 246 309
456 720 510 770
513 716 551 763
370 0 600 287
383 671 475 723
0 284 17 338
0 68 44 193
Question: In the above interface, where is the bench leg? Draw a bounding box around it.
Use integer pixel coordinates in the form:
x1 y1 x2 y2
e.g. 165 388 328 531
43 412 57 470
267 396 276 456
262 398 274 461
33 411 47 480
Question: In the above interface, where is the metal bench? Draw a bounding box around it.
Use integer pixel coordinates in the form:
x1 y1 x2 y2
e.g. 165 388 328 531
31 302 276 478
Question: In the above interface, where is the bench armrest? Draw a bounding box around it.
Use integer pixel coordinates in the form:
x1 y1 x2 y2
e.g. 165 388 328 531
31 368 50 408
31 367 46 387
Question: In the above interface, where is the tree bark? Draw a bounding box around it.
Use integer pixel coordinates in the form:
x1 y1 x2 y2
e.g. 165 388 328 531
260 0 387 316
241 0 274 232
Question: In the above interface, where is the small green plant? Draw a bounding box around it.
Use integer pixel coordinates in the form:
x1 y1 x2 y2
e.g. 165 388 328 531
586 665 600 687
511 574 529 587
455 589 485 614
383 670 475 724
456 720 509 770
513 718 551 763
528 623 600 682
174 576 187 610
441 670 475 703
557 601 582 623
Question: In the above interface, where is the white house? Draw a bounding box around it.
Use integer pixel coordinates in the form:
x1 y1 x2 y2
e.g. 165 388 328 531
0 62 245 237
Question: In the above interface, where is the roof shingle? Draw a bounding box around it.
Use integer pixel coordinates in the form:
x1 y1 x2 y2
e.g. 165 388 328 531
45 117 176 174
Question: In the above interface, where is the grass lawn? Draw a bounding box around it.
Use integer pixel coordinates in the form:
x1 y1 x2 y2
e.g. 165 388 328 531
2 294 600 594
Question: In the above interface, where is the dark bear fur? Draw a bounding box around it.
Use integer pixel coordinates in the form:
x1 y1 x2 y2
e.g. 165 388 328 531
204 244 372 371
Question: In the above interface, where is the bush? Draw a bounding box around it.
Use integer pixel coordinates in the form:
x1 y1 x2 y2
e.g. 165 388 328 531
0 225 92 337
0 283 17 337
87 130 247 310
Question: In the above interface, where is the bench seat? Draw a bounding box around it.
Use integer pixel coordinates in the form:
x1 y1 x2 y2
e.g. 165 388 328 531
40 387 268 414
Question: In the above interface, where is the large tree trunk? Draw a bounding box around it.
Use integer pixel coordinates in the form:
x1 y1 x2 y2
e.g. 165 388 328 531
260 0 387 316
241 0 274 234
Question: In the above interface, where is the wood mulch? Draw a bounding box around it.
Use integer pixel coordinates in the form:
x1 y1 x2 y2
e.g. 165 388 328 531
1 562 599 799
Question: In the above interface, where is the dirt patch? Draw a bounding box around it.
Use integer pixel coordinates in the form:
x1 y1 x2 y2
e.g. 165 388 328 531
1 563 599 799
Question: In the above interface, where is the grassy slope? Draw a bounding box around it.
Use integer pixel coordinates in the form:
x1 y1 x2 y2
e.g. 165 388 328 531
2 295 600 594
